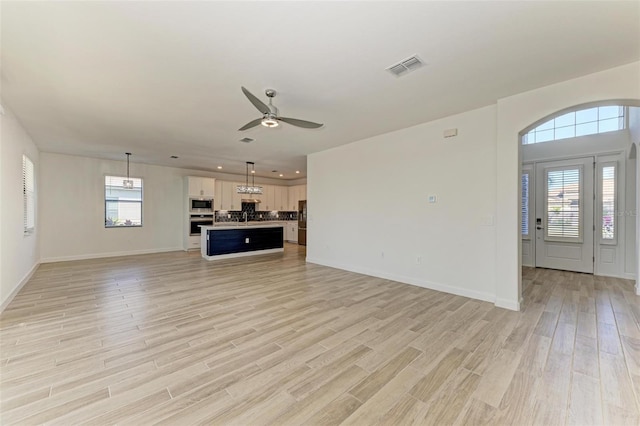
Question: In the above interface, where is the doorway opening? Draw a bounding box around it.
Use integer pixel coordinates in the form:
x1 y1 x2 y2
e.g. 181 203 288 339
520 103 638 286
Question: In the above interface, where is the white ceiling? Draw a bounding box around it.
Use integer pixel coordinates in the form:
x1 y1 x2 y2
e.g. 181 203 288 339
2 1 639 179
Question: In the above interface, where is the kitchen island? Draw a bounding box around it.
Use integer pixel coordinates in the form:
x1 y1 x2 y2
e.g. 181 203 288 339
200 223 284 260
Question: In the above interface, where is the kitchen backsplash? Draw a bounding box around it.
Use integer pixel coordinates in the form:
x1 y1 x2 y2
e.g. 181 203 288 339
214 203 297 222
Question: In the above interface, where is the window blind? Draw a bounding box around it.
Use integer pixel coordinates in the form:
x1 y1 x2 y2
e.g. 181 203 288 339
546 168 581 239
23 155 35 233
601 165 616 240
521 173 529 236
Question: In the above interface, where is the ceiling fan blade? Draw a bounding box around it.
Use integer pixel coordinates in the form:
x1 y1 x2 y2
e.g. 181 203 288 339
278 117 323 129
238 118 262 131
241 86 271 114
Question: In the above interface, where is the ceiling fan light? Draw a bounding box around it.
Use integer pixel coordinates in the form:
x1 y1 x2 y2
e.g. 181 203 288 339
261 117 279 128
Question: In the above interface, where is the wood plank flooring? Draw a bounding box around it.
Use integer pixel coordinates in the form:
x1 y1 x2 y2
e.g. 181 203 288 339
1 244 638 425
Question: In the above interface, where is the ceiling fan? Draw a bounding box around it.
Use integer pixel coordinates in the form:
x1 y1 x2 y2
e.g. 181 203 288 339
239 87 323 131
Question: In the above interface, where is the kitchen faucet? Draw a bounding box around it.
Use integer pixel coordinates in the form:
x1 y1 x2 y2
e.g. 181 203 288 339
242 211 248 224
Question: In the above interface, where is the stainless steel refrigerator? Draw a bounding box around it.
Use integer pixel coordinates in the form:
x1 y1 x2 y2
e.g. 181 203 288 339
298 200 307 246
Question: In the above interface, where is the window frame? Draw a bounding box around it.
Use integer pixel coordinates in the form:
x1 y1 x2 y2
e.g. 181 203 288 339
104 175 144 228
597 160 617 245
522 105 626 145
23 154 35 235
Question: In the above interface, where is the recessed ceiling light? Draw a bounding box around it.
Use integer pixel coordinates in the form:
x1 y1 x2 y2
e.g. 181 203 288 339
295 170 300 174
251 170 255 174
170 155 179 159
217 166 222 169
279 174 283 177
239 137 254 143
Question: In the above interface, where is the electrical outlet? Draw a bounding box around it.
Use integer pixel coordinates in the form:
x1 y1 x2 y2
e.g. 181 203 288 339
227 213 231 218
245 237 250 244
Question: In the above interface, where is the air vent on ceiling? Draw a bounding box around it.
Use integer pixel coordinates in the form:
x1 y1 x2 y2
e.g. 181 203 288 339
386 55 425 77
239 137 254 143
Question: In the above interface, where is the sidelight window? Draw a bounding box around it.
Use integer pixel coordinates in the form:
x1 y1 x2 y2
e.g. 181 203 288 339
600 163 617 243
521 171 530 238
23 155 35 234
105 176 143 227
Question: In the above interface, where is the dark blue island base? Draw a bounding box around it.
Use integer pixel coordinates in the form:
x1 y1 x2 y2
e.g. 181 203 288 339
200 224 284 260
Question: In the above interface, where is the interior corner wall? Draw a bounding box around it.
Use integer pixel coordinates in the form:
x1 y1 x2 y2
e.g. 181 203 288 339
307 105 498 304
629 107 640 293
0 102 40 310
496 61 640 308
39 153 219 262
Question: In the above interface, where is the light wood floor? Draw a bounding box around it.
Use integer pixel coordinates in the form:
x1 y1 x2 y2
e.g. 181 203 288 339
1 244 639 425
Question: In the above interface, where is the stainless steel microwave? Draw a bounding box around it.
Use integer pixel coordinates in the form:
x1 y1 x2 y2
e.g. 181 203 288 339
189 198 213 213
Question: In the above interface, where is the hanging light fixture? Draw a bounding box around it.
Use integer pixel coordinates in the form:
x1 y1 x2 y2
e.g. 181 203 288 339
237 161 263 194
123 152 134 189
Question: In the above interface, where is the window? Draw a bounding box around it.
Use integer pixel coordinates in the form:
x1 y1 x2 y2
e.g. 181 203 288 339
521 172 530 237
600 163 616 242
23 155 35 234
105 176 143 227
545 167 582 241
522 106 625 144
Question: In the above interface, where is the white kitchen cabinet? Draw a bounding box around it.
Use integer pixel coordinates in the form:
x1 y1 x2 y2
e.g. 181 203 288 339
214 180 223 210
187 176 215 197
219 181 242 210
275 186 288 211
288 185 298 211
261 185 275 210
286 222 298 242
288 184 307 210
261 185 289 211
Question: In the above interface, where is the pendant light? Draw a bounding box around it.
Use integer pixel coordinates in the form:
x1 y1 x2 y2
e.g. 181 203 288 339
237 161 263 194
123 152 134 189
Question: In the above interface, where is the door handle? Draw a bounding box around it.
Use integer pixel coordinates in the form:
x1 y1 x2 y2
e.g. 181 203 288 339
536 226 544 230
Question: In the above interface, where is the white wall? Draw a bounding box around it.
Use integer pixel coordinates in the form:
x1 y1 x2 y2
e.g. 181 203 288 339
0 102 40 310
496 61 640 308
308 105 498 303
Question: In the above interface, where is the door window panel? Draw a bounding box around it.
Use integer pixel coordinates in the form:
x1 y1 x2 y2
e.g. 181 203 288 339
545 167 582 241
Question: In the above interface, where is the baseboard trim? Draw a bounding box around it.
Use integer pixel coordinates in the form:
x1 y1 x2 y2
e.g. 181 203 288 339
306 256 497 305
495 297 521 311
40 247 183 263
0 261 40 313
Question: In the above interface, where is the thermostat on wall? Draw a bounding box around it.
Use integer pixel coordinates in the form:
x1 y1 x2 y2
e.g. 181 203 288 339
428 195 437 203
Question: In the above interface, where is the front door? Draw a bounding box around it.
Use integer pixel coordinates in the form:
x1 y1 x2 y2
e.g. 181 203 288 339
535 157 594 273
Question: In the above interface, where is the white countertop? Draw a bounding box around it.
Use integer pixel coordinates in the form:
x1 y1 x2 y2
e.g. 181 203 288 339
200 222 286 230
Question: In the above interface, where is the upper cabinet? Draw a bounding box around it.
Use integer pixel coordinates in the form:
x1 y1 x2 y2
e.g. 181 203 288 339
187 176 215 197
219 181 242 210
210 180 304 211
259 185 289 211
274 186 288 211
261 185 275 210
288 184 307 210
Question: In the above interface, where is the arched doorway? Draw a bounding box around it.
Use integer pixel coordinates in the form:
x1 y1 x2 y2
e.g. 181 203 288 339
518 101 640 298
